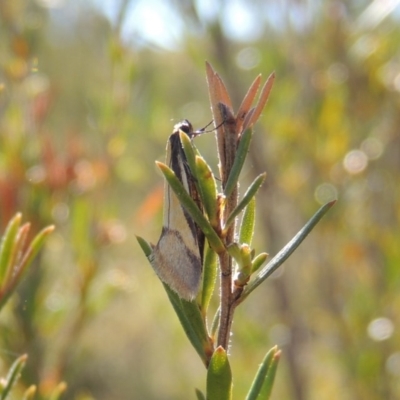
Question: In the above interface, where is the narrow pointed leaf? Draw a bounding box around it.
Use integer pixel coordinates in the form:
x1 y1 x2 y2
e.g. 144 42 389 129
251 253 268 273
2 223 30 290
0 225 54 311
258 349 281 399
206 62 233 111
164 284 212 365
0 213 22 283
207 347 232 400
239 197 255 246
156 162 224 253
22 385 37 400
195 155 218 227
48 382 67 400
179 130 198 179
245 346 278 400
180 298 210 346
224 128 253 198
10 225 54 286
138 235 214 365
195 389 206 400
239 200 336 303
1 354 27 400
242 108 256 133
135 235 153 257
225 173 266 230
201 244 218 314
210 307 220 339
236 75 261 134
246 73 275 129
237 75 261 118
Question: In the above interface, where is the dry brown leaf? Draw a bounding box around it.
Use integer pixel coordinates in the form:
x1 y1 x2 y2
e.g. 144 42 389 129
246 72 275 127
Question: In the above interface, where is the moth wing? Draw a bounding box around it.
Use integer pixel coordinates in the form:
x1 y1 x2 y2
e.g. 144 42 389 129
150 129 203 300
151 228 202 300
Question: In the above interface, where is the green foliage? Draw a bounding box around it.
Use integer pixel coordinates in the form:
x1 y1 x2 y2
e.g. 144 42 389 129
245 346 280 400
200 244 218 314
0 214 54 311
239 197 255 246
0 354 28 400
156 161 225 253
138 63 334 398
224 173 266 231
206 347 232 400
223 128 254 198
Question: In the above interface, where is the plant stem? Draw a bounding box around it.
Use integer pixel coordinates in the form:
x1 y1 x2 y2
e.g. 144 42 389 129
216 104 238 349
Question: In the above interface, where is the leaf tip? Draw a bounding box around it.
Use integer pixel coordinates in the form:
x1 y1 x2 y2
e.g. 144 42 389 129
327 199 337 207
44 225 56 233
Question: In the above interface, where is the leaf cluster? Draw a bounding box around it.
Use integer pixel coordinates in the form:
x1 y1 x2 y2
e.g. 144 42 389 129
137 63 334 398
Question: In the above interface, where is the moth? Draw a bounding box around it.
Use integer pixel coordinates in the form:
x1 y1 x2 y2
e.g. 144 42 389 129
150 120 205 300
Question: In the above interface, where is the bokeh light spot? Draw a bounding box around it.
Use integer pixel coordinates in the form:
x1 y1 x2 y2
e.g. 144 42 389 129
367 317 394 341
351 35 378 59
314 183 338 204
26 165 46 184
361 137 384 160
343 150 368 174
45 292 66 312
51 202 69 223
236 47 261 70
386 352 400 376
328 63 348 84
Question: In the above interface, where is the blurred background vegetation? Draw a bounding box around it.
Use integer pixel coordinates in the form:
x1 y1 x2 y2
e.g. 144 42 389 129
0 0 399 399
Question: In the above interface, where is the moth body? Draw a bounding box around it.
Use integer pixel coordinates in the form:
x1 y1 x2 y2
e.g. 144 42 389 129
150 120 205 300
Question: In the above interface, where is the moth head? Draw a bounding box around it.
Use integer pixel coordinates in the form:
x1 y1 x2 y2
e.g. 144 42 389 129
173 120 194 137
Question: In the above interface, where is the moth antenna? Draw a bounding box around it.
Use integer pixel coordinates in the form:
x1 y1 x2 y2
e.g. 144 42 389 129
192 119 225 137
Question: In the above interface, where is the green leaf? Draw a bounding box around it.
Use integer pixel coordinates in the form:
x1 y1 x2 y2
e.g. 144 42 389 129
0 213 22 284
210 307 220 339
15 225 55 273
164 284 213 366
195 389 206 400
137 236 215 365
239 200 336 303
0 224 54 312
258 348 280 399
1 223 29 293
135 235 153 257
207 347 232 400
22 386 37 400
231 244 253 287
0 354 27 400
201 244 218 314
180 129 198 180
48 382 67 400
180 122 219 227
138 235 214 364
226 243 242 263
156 162 225 253
225 173 266 231
251 253 268 273
195 155 219 228
239 196 255 246
224 128 253 198
245 346 280 400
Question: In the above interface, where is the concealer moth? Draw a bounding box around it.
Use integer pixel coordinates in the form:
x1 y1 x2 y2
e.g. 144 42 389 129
150 120 205 300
